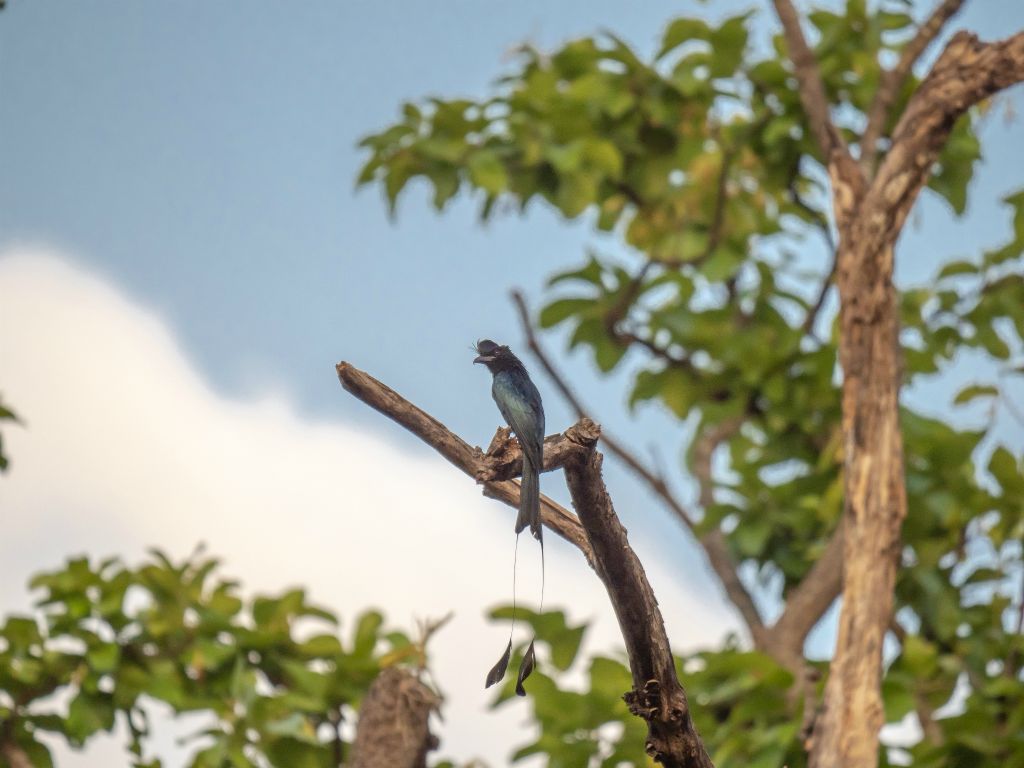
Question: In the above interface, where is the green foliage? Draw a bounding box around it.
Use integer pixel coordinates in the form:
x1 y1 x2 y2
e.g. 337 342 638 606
685 645 802 768
0 395 20 472
486 609 805 768
360 1 1024 764
0 550 419 767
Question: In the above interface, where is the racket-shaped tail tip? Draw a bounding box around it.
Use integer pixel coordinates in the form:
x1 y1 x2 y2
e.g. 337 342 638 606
515 639 537 697
485 639 512 689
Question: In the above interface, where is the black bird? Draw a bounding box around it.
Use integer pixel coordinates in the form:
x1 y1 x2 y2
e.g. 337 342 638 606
474 339 545 694
474 339 545 541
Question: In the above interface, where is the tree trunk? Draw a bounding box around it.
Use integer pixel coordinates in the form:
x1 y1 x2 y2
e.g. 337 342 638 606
349 667 439 768
808 161 908 768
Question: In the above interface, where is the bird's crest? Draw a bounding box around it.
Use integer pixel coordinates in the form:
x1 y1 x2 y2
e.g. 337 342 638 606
475 339 504 356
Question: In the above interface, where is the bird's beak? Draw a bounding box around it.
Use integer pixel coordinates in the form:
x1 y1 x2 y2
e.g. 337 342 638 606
473 355 490 365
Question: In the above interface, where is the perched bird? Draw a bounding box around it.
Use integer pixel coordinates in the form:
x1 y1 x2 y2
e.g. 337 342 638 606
474 339 545 694
473 339 545 542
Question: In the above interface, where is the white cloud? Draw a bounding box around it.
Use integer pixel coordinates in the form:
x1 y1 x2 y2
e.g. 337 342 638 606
0 249 734 766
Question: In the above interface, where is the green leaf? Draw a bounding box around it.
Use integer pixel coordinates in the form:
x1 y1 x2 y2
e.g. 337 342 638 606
468 150 508 195
3 616 41 650
66 692 115 744
86 642 120 674
709 14 750 77
593 336 628 372
298 634 343 657
937 259 977 279
877 11 912 31
263 738 330 768
953 384 998 405
989 446 1023 495
700 247 744 282
266 713 321 744
974 325 1010 359
556 172 599 218
732 516 772 558
580 138 623 178
659 368 697 419
548 256 604 288
352 610 384 657
900 634 938 677
488 607 587 671
659 17 711 58
429 166 460 210
927 115 981 215
539 298 594 328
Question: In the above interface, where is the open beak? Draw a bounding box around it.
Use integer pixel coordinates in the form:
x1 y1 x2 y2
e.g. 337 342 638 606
473 355 491 365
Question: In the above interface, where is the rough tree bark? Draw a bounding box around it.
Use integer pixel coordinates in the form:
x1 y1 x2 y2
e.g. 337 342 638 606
349 667 440 768
337 363 714 768
561 422 713 767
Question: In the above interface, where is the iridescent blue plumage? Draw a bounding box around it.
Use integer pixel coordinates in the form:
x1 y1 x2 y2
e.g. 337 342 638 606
474 340 545 542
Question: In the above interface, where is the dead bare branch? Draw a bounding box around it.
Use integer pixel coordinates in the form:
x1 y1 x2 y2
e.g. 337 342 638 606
336 362 592 560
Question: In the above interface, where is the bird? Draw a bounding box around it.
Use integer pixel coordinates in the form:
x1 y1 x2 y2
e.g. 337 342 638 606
474 339 545 694
473 339 545 542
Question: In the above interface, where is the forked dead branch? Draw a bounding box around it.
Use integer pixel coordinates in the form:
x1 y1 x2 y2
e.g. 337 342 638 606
336 361 714 768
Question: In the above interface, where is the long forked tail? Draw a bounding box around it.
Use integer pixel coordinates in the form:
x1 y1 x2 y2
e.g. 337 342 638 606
515 454 542 544
512 454 544 697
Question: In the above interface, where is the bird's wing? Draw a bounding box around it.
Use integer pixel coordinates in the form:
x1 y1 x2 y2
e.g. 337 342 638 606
493 374 545 467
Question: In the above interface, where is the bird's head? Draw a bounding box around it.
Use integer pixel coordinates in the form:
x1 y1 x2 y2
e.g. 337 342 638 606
473 339 519 372
473 339 504 365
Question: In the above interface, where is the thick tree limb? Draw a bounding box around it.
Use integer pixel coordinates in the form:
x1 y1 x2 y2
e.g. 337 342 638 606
771 0 848 160
860 0 966 174
867 30 1024 244
561 425 714 768
349 667 439 768
336 362 593 560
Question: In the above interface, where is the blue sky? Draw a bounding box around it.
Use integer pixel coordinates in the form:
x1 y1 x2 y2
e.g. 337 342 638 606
1 1 1023 765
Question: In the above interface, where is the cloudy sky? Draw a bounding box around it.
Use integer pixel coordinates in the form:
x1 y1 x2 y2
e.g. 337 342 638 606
1 1 1022 766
